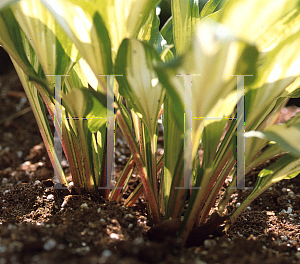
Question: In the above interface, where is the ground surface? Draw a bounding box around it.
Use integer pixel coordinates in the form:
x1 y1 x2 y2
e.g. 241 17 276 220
1 61 300 264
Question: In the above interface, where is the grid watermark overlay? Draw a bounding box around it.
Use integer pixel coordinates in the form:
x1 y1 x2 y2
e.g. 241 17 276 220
174 74 253 190
50 73 253 190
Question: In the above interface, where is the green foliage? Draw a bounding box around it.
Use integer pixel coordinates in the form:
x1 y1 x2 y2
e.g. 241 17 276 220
1 0 300 246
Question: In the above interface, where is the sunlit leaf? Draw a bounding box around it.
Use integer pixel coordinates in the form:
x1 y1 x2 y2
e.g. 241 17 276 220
217 0 300 51
63 88 107 133
156 20 258 160
40 0 112 92
115 39 165 136
200 0 222 19
245 113 300 158
12 0 80 80
172 0 200 55
245 31 300 131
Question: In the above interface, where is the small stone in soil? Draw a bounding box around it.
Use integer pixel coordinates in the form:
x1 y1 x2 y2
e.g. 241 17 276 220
47 194 54 200
110 233 119 240
43 239 57 251
80 203 88 209
102 249 112 257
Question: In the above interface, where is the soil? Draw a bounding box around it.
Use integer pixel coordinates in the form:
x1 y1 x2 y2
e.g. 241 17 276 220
1 54 300 264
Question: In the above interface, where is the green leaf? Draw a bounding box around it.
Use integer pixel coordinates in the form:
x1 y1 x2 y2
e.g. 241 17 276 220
160 17 173 45
40 0 112 92
201 119 228 168
200 0 222 19
171 0 200 55
245 138 281 174
160 17 176 55
217 0 300 51
12 0 80 78
11 58 67 186
156 19 258 161
256 6 300 52
62 88 107 133
245 113 300 158
138 8 167 55
163 95 184 219
227 154 300 228
42 0 160 61
115 39 165 136
0 0 18 10
0 6 50 96
245 31 300 131
95 0 161 58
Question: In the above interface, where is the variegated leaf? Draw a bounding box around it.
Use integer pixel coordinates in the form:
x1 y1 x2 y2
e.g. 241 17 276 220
115 39 165 136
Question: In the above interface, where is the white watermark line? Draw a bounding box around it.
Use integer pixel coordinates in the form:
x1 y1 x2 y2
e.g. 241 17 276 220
47 73 253 191
176 74 253 190
175 74 201 190
192 117 237 120
98 74 123 190
46 74 70 189
62 117 107 120
234 74 253 190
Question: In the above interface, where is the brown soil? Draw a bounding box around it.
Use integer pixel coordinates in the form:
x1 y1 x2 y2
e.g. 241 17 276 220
1 61 300 264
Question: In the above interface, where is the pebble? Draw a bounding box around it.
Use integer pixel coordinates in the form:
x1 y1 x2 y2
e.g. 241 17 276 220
97 208 101 213
80 203 88 209
46 194 54 200
33 180 41 186
0 246 6 253
120 148 126 154
125 213 134 219
236 202 241 208
133 237 144 245
3 190 9 195
109 233 119 240
102 249 112 257
281 207 293 214
1 178 8 184
116 138 124 147
43 239 57 251
204 239 216 248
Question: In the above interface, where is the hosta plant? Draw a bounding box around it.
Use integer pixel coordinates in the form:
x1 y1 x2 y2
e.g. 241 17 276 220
0 0 300 246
